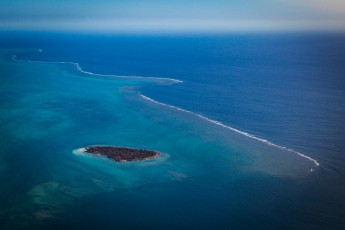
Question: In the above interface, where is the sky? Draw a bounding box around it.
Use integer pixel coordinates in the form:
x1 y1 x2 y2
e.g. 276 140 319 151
1 0 345 33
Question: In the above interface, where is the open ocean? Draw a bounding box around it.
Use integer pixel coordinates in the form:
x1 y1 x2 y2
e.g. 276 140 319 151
0 32 344 229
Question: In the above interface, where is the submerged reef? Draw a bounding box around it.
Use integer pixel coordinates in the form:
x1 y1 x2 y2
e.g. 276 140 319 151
82 146 160 162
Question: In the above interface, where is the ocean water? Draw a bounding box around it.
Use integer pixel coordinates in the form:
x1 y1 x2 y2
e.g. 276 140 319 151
0 32 344 229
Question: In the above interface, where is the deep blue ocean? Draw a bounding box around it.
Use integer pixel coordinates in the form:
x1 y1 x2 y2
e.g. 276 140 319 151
0 32 344 229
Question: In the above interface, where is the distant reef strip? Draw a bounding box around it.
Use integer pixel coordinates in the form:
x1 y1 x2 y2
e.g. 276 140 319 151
79 146 160 162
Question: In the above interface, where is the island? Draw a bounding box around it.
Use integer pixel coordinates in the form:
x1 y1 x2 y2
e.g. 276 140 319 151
81 146 160 162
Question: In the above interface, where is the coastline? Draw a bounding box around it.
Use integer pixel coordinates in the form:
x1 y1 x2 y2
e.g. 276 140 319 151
75 146 160 162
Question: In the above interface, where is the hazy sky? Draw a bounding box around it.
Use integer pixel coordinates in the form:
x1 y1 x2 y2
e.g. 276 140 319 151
1 0 345 32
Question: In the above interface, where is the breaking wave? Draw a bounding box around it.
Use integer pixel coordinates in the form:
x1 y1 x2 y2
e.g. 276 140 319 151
140 94 320 168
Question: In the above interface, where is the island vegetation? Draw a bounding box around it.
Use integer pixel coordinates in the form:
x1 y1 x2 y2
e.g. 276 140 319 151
83 146 160 162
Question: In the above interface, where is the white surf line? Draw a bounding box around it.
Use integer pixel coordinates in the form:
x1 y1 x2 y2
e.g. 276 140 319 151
11 50 182 84
140 94 320 168
73 63 183 83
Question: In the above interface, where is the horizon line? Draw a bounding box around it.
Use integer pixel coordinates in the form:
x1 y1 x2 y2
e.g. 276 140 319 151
1 19 345 34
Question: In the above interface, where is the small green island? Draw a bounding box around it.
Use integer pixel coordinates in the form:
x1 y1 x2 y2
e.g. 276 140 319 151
80 146 160 162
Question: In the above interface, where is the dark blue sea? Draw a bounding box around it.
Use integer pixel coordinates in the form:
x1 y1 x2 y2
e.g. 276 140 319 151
0 32 344 229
